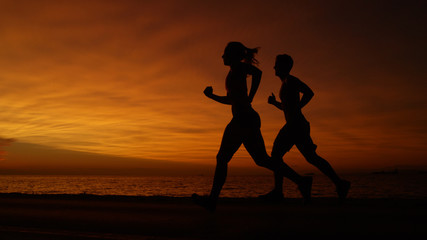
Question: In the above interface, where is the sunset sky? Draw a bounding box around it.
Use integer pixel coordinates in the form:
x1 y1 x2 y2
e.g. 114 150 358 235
0 0 426 175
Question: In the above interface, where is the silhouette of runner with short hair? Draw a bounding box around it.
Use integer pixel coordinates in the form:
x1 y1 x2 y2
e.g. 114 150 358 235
192 43 312 212
260 54 351 201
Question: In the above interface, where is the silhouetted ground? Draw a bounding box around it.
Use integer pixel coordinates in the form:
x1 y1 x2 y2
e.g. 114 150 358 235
0 193 425 239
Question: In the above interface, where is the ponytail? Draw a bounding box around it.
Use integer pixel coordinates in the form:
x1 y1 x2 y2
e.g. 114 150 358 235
225 42 260 65
243 47 259 65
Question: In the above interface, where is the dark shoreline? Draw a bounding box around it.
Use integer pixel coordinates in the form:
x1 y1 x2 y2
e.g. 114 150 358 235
1 192 426 204
0 193 426 239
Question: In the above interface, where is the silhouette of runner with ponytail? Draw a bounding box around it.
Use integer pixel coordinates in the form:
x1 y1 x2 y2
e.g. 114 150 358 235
192 43 312 212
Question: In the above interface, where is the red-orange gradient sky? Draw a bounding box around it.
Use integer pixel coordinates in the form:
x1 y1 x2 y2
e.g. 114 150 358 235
0 0 426 175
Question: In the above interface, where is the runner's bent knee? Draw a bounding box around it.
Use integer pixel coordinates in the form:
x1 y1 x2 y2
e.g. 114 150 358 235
301 149 318 164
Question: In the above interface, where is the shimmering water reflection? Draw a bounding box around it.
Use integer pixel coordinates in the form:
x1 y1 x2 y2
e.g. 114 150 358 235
0 174 426 199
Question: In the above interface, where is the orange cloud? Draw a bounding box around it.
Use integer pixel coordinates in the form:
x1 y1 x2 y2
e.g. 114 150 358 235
0 138 14 161
0 0 425 173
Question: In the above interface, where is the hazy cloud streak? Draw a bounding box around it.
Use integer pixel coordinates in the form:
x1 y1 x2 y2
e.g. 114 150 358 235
0 0 425 171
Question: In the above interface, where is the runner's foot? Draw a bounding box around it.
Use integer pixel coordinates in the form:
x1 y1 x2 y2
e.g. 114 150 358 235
298 176 312 204
192 193 216 212
336 180 351 201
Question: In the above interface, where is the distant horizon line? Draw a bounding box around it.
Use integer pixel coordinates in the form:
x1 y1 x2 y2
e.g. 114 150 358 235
0 168 426 177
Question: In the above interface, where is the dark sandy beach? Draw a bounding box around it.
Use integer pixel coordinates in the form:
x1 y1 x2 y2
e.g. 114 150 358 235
0 193 425 239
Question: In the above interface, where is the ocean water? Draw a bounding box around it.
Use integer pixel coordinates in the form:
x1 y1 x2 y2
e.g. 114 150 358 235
0 173 426 199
